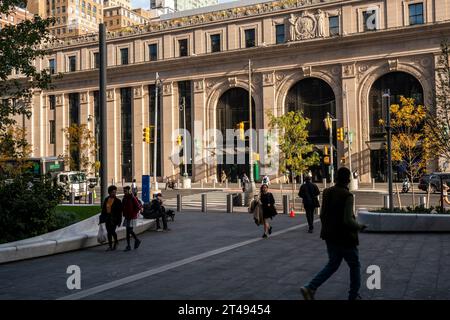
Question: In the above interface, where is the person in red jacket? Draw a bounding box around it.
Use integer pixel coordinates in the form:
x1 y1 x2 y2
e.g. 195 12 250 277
122 186 143 251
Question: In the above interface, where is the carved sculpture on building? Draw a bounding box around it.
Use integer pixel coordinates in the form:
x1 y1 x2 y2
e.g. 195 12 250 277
296 11 317 40
315 9 327 38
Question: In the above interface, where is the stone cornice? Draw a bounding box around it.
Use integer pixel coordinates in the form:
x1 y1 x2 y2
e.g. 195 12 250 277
44 0 346 51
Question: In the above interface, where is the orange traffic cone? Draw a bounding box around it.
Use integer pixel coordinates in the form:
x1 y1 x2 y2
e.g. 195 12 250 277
289 209 295 217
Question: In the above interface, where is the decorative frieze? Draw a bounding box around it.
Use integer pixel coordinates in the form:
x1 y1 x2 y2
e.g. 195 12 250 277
133 86 142 98
194 79 205 92
163 82 173 96
388 59 399 72
263 71 275 86
107 89 115 101
342 63 356 78
301 66 312 77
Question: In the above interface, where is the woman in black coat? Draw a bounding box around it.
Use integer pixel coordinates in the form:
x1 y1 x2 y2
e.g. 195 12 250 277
99 185 123 251
260 184 277 238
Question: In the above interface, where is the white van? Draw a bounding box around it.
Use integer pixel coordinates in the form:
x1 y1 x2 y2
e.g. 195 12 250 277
57 171 88 199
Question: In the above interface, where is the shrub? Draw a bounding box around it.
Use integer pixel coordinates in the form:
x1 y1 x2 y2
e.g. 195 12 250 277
49 211 78 231
370 206 450 214
0 174 65 244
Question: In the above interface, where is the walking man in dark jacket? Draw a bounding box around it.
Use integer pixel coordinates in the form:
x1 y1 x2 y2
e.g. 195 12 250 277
300 167 366 300
99 185 123 251
298 175 320 233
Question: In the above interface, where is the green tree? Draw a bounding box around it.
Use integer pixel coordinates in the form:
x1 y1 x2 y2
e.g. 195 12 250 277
268 110 320 208
380 96 430 206
0 0 55 159
62 124 97 174
425 40 450 169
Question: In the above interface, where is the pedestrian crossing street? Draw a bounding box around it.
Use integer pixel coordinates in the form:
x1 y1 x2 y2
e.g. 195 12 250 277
162 191 302 212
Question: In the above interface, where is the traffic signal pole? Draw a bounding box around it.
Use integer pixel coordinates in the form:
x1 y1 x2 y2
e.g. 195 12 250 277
329 115 334 185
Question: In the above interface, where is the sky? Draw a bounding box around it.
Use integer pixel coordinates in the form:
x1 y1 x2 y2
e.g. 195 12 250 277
131 0 235 10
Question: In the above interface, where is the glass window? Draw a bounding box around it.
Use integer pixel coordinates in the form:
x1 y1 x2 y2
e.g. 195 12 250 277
179 39 188 57
49 59 56 74
210 34 221 53
149 43 158 61
363 10 378 32
275 24 285 44
329 16 340 36
49 120 56 144
49 95 56 110
245 29 256 48
94 52 100 68
120 48 129 65
69 56 76 72
409 3 424 25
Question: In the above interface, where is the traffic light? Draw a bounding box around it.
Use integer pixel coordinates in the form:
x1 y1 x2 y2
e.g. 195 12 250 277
143 127 150 143
324 156 330 165
238 122 245 140
176 135 183 146
324 145 328 155
337 127 345 141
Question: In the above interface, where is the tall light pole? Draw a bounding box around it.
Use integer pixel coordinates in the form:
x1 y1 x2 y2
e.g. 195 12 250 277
180 96 188 177
99 23 108 200
248 59 256 193
153 72 160 192
383 89 394 211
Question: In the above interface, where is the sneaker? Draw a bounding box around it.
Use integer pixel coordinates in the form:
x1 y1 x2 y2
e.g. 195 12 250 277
156 228 163 232
268 226 272 235
134 239 141 249
163 228 171 232
124 246 131 252
308 229 313 233
300 286 316 300
349 294 362 300
262 233 268 239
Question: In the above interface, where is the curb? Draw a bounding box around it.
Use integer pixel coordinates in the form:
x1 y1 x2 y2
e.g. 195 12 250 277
0 216 155 264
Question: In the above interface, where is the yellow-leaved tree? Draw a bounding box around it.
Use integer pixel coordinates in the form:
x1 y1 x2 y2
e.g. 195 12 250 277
380 96 431 206
61 124 97 175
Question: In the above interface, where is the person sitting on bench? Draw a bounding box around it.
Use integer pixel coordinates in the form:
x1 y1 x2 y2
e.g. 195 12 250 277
143 193 170 231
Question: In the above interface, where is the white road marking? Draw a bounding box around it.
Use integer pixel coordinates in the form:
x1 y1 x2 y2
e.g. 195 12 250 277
57 219 318 300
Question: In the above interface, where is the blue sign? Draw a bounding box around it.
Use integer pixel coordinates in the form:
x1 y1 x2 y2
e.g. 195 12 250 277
142 175 150 204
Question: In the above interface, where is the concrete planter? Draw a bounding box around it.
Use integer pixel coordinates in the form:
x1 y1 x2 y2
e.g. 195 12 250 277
357 209 450 232
0 214 155 264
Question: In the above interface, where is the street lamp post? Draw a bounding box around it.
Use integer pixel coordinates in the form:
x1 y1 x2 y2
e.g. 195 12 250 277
324 112 336 185
383 89 394 211
181 97 188 177
153 73 160 193
99 23 108 201
248 59 256 192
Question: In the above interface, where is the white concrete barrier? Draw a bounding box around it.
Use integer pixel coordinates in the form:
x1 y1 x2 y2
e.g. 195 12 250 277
357 209 450 232
0 213 155 264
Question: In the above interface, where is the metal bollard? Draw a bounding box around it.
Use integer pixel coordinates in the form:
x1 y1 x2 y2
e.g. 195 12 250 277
383 195 389 208
88 192 94 204
226 194 233 213
283 194 290 215
177 194 182 212
322 178 327 189
201 193 207 212
418 195 426 207
372 179 376 190
69 192 75 204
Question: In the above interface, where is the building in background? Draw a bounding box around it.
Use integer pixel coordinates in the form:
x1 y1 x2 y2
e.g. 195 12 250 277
19 0 448 183
104 0 131 10
103 5 151 31
26 0 104 38
150 0 218 13
0 6 32 29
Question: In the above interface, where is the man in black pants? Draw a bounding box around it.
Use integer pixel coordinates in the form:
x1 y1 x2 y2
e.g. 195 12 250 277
143 193 170 231
298 175 320 233
300 167 367 300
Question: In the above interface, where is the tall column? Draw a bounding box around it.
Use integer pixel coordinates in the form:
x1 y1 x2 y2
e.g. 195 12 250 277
106 88 118 185
192 79 206 182
341 63 364 181
54 93 66 160
32 90 44 157
161 81 176 179
132 85 146 183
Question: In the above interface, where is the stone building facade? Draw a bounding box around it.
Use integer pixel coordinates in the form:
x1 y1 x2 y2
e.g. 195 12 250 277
22 0 450 184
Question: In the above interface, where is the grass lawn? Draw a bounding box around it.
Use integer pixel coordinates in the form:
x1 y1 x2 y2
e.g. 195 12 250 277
53 205 101 229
